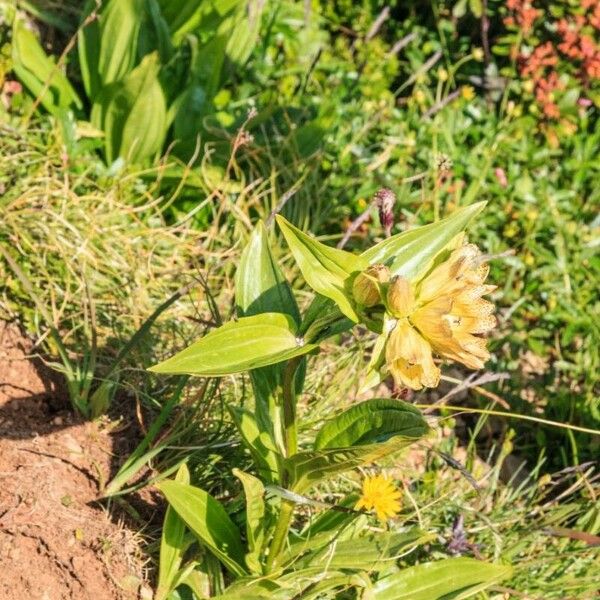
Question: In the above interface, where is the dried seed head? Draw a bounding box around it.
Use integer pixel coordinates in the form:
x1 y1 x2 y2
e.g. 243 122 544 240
375 188 396 237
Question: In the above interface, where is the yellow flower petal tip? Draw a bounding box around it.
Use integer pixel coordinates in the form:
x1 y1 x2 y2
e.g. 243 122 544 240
355 474 402 522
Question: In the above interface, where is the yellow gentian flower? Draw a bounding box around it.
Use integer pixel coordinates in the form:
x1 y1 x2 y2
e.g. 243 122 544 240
382 244 496 389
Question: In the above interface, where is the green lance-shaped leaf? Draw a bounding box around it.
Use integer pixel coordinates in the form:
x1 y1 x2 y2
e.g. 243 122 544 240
233 469 268 575
285 399 428 493
149 313 317 376
91 53 167 164
314 398 428 450
361 202 486 281
12 20 81 115
96 0 144 88
156 464 191 600
157 480 248 577
228 406 280 483
236 221 300 325
276 215 367 322
372 557 513 600
289 529 435 572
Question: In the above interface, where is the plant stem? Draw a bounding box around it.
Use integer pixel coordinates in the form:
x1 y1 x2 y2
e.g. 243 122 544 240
266 357 301 572
282 357 301 459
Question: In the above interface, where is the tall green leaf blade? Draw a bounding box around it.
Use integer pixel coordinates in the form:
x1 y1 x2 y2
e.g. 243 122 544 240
236 221 299 324
276 215 366 321
12 20 81 114
97 0 143 87
92 53 167 164
361 202 485 281
149 313 317 376
157 480 248 576
235 221 303 445
229 406 280 482
373 557 512 599
156 464 191 600
314 399 428 450
233 469 268 575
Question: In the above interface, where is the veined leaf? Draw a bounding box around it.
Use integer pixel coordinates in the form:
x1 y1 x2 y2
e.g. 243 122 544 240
289 529 434 571
236 221 299 325
286 436 425 494
233 469 268 575
96 0 143 87
12 20 81 114
361 202 485 281
372 557 512 600
156 464 191 600
149 313 317 376
157 480 247 576
276 215 367 321
229 406 280 482
314 398 428 450
91 53 167 164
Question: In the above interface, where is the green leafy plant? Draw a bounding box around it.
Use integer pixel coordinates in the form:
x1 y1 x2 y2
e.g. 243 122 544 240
149 204 512 598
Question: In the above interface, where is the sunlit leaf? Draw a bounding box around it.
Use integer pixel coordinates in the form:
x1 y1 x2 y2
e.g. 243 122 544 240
276 214 367 321
156 464 191 600
149 313 318 376
361 202 486 281
157 480 248 576
314 398 428 450
372 557 512 599
233 469 269 574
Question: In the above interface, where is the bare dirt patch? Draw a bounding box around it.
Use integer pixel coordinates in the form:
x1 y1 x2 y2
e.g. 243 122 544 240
0 321 148 599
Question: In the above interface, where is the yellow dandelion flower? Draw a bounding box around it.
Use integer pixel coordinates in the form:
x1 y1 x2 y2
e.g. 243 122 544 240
382 244 496 389
355 474 402 522
461 85 475 101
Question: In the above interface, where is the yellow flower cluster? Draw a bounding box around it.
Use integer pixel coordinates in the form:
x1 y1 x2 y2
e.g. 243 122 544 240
353 244 496 390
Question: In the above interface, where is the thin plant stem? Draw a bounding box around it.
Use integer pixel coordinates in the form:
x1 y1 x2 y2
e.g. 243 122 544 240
266 357 301 572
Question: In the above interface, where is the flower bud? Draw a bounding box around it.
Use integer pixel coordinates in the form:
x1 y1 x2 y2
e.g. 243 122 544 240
352 264 390 307
386 276 415 318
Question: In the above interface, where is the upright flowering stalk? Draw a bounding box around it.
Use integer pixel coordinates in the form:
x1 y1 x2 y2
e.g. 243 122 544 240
357 243 496 391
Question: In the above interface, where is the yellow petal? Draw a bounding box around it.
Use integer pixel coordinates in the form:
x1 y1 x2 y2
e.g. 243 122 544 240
387 276 415 318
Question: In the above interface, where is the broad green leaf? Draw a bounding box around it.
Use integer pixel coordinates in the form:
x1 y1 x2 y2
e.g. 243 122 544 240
236 222 300 324
286 436 425 494
361 202 485 281
289 529 435 571
213 567 363 600
157 480 247 576
156 465 191 600
314 399 428 450
149 313 318 376
373 557 512 600
276 215 367 321
228 406 280 483
233 469 268 574
92 53 167 164
96 0 143 87
12 20 81 114
224 1 265 67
